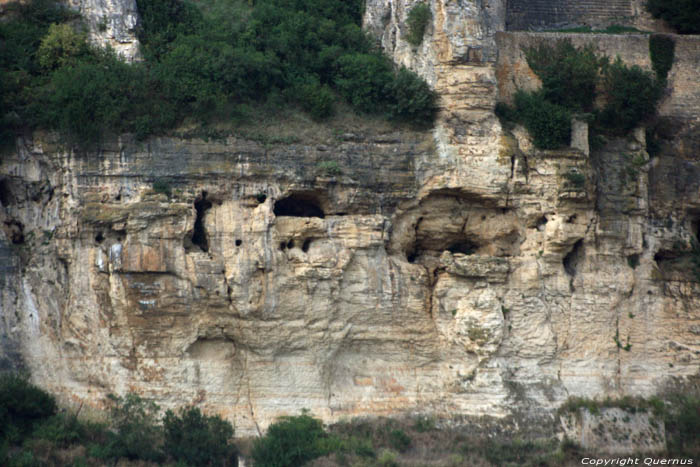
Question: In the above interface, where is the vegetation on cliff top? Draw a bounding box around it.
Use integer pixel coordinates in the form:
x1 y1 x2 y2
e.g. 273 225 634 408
0 0 437 149
496 39 664 149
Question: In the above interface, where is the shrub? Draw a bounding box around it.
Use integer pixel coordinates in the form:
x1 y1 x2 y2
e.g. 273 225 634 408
0 374 57 444
152 179 171 196
103 393 163 462
388 429 411 452
317 161 342 176
251 414 330 467
600 58 662 134
564 171 585 189
649 35 675 82
163 406 237 467
514 90 571 149
524 40 603 112
405 3 431 46
645 0 700 34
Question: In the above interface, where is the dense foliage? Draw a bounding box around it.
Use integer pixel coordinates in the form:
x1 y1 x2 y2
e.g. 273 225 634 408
0 375 237 466
497 40 663 149
163 405 238 466
646 0 700 34
0 374 57 444
405 3 432 46
0 0 437 147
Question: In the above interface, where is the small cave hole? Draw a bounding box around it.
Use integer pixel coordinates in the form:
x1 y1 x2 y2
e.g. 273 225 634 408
273 194 325 218
407 250 417 263
563 239 584 277
0 179 12 206
191 191 212 252
279 241 286 251
235 239 242 247
536 216 548 230
567 214 577 223
256 193 267 204
302 238 312 253
115 193 121 201
95 232 105 244
447 241 477 256
287 239 295 249
5 220 24 244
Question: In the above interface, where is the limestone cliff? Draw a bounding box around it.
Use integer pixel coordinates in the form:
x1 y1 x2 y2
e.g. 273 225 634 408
1 0 699 438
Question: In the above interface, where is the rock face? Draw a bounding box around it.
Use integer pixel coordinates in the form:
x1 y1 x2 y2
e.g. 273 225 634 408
66 0 140 61
1 0 699 437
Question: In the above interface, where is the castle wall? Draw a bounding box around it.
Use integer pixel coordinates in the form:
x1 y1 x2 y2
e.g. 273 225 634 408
506 0 633 30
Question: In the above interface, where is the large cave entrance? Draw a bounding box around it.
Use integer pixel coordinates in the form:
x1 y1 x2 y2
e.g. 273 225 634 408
273 193 325 218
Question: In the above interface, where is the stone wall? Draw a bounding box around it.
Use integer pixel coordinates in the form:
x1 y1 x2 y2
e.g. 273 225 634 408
506 0 633 30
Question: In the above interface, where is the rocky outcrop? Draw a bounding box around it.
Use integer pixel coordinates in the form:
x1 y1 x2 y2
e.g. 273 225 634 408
0 0 699 438
66 0 140 61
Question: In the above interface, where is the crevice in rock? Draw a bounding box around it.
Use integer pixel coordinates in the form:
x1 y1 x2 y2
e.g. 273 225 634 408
273 193 324 218
563 239 584 278
95 232 105 244
190 191 212 252
446 240 477 255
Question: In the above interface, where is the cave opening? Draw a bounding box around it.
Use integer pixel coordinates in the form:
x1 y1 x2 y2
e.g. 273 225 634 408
0 179 12 206
273 194 325 218
302 238 312 252
563 239 584 276
191 191 212 252
95 232 104 244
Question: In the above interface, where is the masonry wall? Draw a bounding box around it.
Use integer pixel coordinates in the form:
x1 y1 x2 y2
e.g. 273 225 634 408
506 0 633 30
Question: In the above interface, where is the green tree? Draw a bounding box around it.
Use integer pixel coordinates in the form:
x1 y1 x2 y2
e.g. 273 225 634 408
251 414 330 467
163 406 237 466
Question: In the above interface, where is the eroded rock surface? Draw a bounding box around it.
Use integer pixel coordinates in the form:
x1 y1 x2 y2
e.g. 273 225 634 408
0 0 699 437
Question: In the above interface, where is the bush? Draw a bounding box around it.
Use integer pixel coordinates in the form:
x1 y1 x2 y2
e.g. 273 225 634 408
251 414 330 467
163 406 237 467
524 40 603 112
600 59 662 134
0 374 57 444
387 67 438 126
649 35 675 82
405 3 432 46
388 429 411 452
102 393 163 462
646 0 700 34
514 90 571 149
